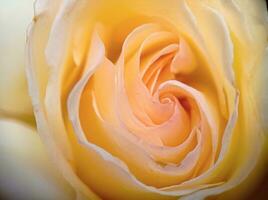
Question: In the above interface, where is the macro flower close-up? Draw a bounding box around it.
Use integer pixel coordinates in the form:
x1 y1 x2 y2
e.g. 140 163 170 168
0 0 268 199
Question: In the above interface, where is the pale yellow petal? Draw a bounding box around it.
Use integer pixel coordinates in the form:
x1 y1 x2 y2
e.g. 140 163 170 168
26 2 101 198
259 47 268 131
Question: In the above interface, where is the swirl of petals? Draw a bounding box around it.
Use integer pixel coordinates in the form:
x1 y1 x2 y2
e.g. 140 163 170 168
67 22 238 190
26 0 268 199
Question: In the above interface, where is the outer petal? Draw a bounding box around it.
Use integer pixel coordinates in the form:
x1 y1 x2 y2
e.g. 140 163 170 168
0 119 75 200
0 0 34 120
259 47 268 131
26 1 101 199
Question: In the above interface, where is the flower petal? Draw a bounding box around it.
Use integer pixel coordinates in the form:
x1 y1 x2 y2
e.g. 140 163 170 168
26 10 101 200
0 0 34 119
0 119 75 200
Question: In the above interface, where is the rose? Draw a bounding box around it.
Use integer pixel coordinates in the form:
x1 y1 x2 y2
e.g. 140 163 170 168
24 0 268 199
26 0 268 199
0 2 266 198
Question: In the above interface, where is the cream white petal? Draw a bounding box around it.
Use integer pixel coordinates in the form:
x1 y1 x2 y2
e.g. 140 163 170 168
0 119 75 200
0 0 34 119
